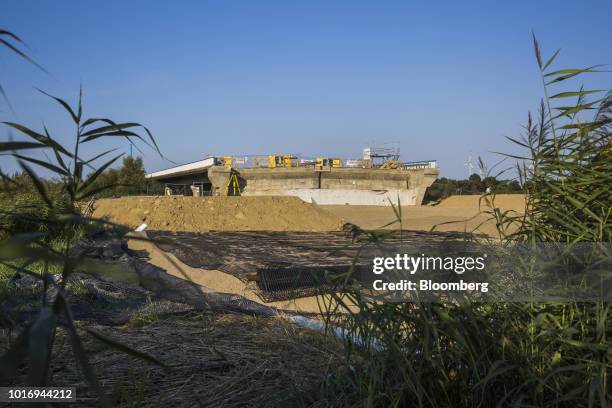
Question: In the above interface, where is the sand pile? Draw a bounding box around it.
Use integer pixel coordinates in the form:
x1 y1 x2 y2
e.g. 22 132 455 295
437 194 526 212
93 196 345 232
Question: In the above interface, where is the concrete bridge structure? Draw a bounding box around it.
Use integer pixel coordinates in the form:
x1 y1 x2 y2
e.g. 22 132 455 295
146 159 438 206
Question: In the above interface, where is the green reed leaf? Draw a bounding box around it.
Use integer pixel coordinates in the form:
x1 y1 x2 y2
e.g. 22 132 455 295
27 307 57 386
36 88 79 124
550 90 605 99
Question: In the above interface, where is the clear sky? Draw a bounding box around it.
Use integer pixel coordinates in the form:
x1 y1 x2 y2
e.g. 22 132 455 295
1 0 611 178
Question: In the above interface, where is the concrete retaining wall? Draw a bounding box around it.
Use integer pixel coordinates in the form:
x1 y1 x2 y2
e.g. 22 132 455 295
195 165 438 206
237 167 416 190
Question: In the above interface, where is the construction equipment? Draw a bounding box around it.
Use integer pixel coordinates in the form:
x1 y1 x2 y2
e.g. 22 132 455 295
219 156 234 168
315 158 342 170
267 155 298 168
379 160 400 169
283 155 298 167
225 170 241 196
268 155 280 168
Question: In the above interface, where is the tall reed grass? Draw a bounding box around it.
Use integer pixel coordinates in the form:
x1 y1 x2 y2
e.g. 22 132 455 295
319 36 610 407
0 86 167 406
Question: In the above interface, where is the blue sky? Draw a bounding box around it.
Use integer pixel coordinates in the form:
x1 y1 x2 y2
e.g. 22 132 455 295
1 0 611 178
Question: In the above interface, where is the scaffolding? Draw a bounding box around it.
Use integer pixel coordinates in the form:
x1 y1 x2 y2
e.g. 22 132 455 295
363 146 401 167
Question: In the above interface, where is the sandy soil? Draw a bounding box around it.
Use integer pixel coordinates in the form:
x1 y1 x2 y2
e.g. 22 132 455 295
322 194 525 237
128 233 352 314
436 194 526 212
93 196 345 232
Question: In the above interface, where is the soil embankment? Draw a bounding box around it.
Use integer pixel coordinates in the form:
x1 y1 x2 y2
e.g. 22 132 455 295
93 196 345 232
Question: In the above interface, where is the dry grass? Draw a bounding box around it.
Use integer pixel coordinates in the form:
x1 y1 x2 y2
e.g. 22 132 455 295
2 311 349 407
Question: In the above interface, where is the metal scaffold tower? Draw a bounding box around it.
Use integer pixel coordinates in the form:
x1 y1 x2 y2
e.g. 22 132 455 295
362 145 401 168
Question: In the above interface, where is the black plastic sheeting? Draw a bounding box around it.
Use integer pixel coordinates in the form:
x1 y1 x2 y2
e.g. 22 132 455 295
147 230 469 303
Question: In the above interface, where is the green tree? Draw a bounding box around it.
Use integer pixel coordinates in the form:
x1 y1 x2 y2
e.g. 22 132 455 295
87 156 160 197
116 156 146 196
468 173 483 192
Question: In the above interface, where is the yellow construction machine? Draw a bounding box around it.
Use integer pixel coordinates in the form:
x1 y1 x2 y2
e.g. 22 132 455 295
283 155 297 167
379 160 400 169
219 156 234 168
267 155 298 168
315 158 342 170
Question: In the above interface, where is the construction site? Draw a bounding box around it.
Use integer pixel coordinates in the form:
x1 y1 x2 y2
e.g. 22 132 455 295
87 145 529 314
90 144 525 313
144 147 439 206
47 143 525 405
85 147 443 312
3 2 607 405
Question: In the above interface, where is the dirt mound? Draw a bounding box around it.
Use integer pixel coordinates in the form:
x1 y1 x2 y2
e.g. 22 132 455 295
93 196 345 232
437 194 526 212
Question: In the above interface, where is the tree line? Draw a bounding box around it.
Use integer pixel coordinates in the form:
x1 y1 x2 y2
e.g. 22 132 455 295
423 174 522 203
